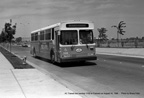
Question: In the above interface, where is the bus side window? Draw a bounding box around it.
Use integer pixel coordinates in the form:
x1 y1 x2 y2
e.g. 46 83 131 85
52 28 54 40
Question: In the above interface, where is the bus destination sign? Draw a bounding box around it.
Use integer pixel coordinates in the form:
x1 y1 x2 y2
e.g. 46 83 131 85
66 24 89 28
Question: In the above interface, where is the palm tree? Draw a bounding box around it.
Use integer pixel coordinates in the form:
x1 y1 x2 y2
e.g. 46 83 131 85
97 27 108 47
112 21 126 47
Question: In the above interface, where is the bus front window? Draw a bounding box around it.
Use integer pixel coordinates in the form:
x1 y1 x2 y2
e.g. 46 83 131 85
79 30 94 44
60 30 78 45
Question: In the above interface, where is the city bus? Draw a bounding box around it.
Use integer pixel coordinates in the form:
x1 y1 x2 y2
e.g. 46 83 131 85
30 20 97 63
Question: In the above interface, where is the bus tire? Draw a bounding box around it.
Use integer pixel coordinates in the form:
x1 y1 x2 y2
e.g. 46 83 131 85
50 51 55 63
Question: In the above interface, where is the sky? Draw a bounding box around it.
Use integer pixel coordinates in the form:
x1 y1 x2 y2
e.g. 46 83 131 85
0 0 144 39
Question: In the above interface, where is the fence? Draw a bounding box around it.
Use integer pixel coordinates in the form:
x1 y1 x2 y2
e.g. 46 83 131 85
95 39 144 48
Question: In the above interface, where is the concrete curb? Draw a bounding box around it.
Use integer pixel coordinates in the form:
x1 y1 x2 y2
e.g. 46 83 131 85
97 52 144 58
96 48 144 58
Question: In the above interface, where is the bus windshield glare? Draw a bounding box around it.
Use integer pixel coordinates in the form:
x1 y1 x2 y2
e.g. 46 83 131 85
79 30 93 44
60 30 78 45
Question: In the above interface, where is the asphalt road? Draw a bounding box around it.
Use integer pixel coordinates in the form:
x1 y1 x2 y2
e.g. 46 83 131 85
10 45 144 98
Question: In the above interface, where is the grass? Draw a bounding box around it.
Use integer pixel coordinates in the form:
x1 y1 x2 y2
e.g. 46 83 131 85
0 46 34 69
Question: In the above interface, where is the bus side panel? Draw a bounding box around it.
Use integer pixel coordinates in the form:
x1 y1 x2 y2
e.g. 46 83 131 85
38 41 53 59
31 41 40 56
47 41 54 59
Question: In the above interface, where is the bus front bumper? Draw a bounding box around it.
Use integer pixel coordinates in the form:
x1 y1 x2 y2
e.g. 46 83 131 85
60 56 97 63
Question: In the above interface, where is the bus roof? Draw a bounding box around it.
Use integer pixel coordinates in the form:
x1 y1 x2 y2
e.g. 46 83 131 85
31 20 93 34
31 23 61 34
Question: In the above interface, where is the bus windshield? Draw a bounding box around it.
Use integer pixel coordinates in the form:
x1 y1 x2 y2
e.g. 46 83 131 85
60 30 78 45
79 30 93 44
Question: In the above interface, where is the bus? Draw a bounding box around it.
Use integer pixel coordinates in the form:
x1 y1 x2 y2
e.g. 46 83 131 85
30 20 97 63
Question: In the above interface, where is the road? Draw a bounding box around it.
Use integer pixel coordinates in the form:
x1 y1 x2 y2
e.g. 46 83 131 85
10 45 144 98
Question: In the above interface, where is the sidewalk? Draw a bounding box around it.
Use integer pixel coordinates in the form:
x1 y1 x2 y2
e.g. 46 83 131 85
96 48 144 58
0 52 82 98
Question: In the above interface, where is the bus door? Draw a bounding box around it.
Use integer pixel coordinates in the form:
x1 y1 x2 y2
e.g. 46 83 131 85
55 31 60 62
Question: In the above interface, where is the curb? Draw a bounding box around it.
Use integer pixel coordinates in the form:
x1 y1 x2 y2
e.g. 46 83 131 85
97 52 144 58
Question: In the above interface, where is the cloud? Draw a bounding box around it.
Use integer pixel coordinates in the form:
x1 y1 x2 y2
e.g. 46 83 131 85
0 0 142 21
0 0 80 19
96 3 115 9
0 0 116 19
